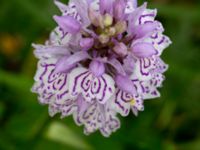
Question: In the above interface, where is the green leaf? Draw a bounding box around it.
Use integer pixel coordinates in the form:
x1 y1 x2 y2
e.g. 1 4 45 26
178 139 200 150
0 131 15 150
0 101 5 120
5 107 48 140
45 122 92 150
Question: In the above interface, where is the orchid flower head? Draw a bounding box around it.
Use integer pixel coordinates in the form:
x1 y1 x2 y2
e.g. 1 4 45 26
32 0 171 137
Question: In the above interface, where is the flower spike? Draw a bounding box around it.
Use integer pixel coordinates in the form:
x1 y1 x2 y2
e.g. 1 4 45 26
32 0 171 137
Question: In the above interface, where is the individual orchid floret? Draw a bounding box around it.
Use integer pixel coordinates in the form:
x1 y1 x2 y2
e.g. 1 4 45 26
68 60 115 104
114 74 144 116
32 0 171 137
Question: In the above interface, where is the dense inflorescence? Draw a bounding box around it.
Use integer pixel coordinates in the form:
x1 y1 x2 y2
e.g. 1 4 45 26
32 0 171 137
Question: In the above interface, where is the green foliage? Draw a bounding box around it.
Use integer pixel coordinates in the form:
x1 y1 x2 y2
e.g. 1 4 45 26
0 0 200 150
45 122 92 150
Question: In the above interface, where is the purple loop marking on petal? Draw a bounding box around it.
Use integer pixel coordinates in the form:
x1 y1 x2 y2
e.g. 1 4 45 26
72 71 90 93
139 13 155 25
81 73 92 92
98 76 107 103
91 78 101 94
115 90 125 111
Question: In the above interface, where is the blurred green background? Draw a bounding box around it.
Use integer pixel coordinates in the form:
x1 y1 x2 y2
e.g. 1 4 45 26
0 0 200 150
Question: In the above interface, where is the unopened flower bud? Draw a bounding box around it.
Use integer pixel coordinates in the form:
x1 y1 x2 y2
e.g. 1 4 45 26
88 7 104 28
108 27 116 36
113 42 128 57
99 34 110 44
103 14 113 27
115 21 127 34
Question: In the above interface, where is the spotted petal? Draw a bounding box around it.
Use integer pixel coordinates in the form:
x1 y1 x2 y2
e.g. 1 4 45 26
140 82 161 99
154 57 169 73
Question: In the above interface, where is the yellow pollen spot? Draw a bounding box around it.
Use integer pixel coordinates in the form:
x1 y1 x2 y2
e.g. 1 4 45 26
130 99 136 106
